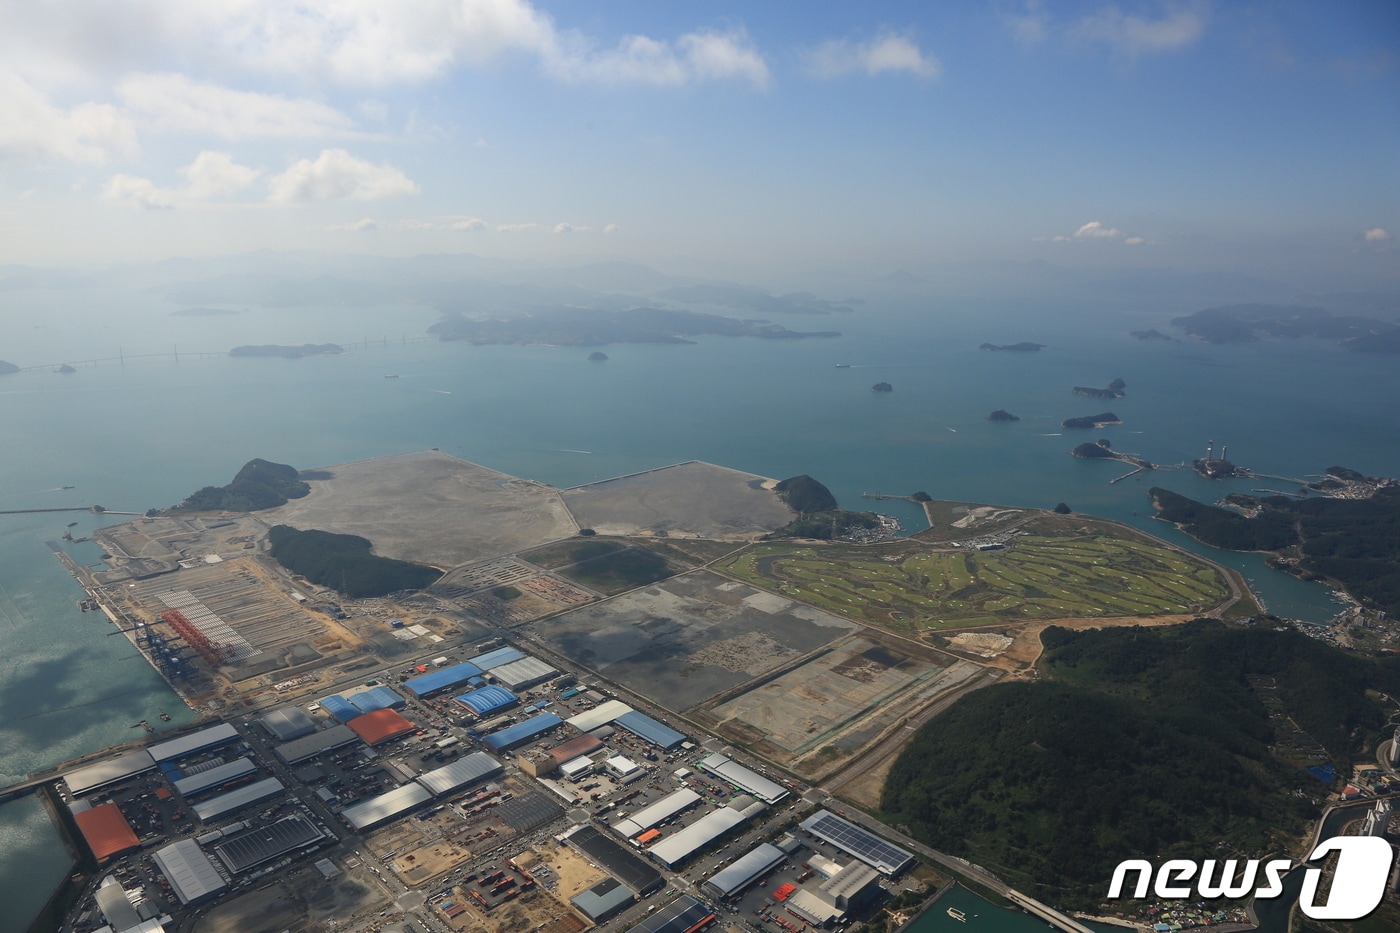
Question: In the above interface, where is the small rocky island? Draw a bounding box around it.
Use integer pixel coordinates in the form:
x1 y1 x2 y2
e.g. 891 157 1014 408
987 409 1020 421
230 343 343 359
0 359 18 375
1074 439 1154 472
1072 378 1126 400
1062 412 1121 429
1130 329 1177 342
588 351 609 361
58 363 77 374
979 342 1045 352
871 382 893 393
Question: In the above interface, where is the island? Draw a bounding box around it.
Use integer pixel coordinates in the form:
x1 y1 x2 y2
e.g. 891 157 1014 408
428 307 839 346
1071 377 1125 399
168 458 312 512
268 525 442 598
1073 439 1153 475
587 351 608 361
871 382 893 393
1061 412 1121 429
979 341 1045 352
1129 328 1177 342
1193 456 1247 479
229 343 343 358
0 359 18 375
57 363 76 373
1171 304 1400 353
986 409 1020 421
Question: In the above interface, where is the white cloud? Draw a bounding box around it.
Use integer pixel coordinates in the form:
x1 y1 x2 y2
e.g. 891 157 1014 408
604 223 621 234
0 70 137 165
451 217 487 231
317 217 377 231
0 1 770 90
102 173 175 209
1363 227 1391 242
1073 5 1205 56
552 28 769 87
497 222 544 232
1124 235 1145 245
119 74 358 140
1074 220 1124 238
553 222 577 233
179 151 259 199
358 99 388 122
1004 0 1050 46
268 149 419 201
808 32 940 79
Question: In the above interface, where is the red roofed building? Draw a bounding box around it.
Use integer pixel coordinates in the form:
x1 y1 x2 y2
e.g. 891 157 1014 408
348 708 416 745
74 802 141 861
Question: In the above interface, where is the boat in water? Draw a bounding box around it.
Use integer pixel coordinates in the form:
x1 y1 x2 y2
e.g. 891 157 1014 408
384 374 400 378
946 908 967 923
835 363 851 368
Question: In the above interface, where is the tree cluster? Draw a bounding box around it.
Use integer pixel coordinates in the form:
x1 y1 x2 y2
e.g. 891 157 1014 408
880 622 1400 908
267 525 441 598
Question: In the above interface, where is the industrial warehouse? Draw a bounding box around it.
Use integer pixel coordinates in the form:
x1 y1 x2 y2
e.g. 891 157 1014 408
36 454 960 933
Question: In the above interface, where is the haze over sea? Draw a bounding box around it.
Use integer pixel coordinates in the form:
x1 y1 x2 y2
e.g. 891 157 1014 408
2 295 1398 930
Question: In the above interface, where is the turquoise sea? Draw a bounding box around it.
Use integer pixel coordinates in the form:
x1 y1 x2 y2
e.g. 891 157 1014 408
2 296 1398 930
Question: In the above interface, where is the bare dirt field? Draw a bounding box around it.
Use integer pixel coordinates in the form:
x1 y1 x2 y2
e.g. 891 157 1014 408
530 569 856 711
262 450 579 567
560 461 795 538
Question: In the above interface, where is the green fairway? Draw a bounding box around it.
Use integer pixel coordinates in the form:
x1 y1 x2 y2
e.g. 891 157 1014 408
715 525 1229 631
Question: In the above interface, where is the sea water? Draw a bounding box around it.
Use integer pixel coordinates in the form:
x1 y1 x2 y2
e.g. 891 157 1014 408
2 297 1397 930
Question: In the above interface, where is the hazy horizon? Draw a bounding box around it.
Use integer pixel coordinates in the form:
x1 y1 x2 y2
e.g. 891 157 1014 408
1 1 1396 293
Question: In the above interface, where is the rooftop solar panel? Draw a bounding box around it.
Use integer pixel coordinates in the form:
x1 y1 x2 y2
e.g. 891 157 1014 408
798 811 914 876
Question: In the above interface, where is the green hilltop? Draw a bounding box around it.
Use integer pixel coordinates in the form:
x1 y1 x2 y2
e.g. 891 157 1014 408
880 621 1400 908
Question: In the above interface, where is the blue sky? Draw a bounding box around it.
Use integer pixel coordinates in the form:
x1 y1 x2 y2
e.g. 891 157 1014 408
0 1 1396 285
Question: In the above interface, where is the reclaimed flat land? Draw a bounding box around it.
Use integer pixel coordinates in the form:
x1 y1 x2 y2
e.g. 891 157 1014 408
520 538 681 596
529 569 857 711
261 450 578 567
715 521 1229 632
694 632 976 773
560 461 795 538
918 499 1033 541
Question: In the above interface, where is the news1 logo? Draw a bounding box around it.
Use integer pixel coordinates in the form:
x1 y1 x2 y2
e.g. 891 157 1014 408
1107 836 1395 921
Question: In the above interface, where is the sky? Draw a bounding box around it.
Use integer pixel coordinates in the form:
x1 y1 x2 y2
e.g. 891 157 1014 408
1 1 1397 286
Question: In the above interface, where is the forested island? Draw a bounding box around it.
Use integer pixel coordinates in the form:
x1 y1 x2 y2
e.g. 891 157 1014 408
1072 377 1125 399
880 621 1400 908
986 409 1019 421
1061 412 1121 428
0 359 18 375
170 459 311 512
769 474 883 540
870 382 893 393
979 341 1045 352
268 525 442 598
1171 304 1400 352
1150 475 1400 615
229 343 343 358
428 307 839 346
587 351 608 361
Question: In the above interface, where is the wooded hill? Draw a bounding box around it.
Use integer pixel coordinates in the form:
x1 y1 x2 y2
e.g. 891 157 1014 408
1150 484 1400 616
880 621 1400 908
173 459 310 512
268 525 442 598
